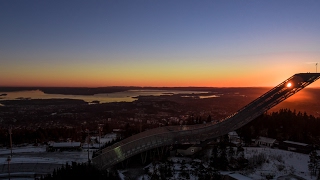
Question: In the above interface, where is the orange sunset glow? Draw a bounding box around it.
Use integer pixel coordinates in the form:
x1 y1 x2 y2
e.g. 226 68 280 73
0 1 320 88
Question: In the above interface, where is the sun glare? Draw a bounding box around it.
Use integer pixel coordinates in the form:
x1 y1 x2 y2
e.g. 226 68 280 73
287 82 292 88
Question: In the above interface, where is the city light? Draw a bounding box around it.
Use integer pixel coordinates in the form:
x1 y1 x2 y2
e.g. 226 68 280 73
287 82 292 88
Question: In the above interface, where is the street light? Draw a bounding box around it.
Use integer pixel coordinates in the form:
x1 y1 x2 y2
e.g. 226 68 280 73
98 126 103 150
86 129 90 163
7 155 11 180
8 127 12 157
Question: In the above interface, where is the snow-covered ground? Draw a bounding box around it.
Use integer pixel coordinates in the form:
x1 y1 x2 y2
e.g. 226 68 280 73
243 147 313 180
119 147 316 180
0 145 92 165
0 145 94 179
1 145 317 180
0 133 118 165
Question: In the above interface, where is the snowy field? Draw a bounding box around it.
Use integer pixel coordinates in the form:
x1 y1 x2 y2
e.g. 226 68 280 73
243 147 313 180
0 133 118 165
0 145 92 165
119 147 316 180
0 145 93 179
0 145 317 180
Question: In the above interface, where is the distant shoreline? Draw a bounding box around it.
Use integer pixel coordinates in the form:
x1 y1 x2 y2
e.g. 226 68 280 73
0 98 87 106
0 86 274 96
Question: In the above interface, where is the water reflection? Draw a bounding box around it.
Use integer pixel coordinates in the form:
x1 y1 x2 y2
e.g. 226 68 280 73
199 95 220 99
181 94 220 99
0 90 210 103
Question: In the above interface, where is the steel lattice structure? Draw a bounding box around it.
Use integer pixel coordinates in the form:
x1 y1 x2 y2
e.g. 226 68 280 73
92 73 320 169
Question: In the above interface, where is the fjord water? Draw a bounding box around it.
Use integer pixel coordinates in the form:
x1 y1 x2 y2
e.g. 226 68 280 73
0 89 210 103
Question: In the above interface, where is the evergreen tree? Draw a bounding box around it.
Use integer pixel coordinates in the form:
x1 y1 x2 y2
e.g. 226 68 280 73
309 150 319 176
179 160 189 179
42 162 119 180
228 146 235 159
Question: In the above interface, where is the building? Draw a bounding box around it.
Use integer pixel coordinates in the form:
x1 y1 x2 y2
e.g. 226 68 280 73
228 131 241 145
255 136 277 147
279 140 313 154
47 142 81 152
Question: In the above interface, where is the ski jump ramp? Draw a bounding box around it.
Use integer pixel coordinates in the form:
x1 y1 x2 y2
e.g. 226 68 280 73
92 73 320 169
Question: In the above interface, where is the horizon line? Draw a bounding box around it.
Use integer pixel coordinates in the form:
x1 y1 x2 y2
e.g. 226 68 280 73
0 85 319 89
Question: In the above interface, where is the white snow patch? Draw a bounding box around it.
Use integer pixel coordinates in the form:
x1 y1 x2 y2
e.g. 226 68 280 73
243 147 313 180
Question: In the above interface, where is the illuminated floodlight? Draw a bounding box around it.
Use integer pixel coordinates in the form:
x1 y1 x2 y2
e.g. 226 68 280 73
286 82 292 88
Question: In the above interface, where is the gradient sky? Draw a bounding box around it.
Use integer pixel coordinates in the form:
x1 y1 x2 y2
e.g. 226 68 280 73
1 0 320 87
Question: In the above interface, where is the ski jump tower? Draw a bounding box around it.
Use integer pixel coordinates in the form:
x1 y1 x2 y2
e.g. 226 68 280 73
92 73 320 169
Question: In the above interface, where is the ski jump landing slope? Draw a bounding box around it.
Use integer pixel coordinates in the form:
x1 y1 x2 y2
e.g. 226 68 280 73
92 73 320 169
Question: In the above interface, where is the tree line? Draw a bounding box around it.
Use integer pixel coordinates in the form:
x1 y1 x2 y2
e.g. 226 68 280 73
238 109 320 145
0 127 81 146
2 109 319 147
40 162 119 180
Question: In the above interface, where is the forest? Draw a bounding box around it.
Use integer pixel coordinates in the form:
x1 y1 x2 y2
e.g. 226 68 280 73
40 162 120 180
238 109 320 145
1 109 320 147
